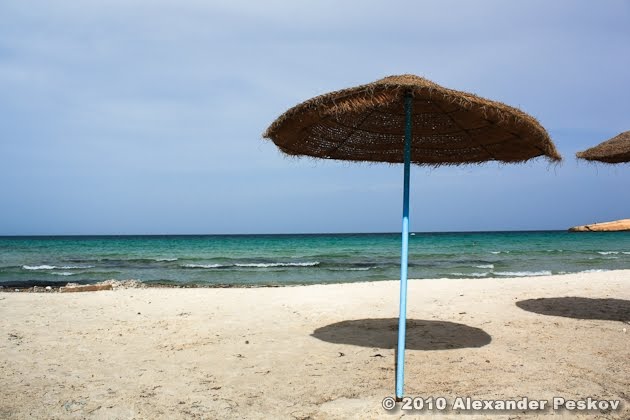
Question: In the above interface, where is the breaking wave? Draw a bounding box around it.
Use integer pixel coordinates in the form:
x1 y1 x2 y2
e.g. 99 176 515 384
182 264 224 269
495 271 552 277
450 272 490 277
183 262 320 269
22 265 94 270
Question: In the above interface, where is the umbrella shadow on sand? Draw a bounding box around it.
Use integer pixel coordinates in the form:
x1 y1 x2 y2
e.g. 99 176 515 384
516 297 630 322
311 318 491 350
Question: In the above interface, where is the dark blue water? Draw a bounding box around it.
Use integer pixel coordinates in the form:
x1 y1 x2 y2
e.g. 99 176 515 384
1 231 630 287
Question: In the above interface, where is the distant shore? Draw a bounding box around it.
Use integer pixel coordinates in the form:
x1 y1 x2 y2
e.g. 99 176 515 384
569 218 630 232
1 271 629 419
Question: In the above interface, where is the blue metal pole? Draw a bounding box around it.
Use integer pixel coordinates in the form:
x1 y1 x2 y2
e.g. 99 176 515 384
396 93 413 399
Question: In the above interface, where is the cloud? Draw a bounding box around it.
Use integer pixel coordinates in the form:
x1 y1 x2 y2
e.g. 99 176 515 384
0 0 629 234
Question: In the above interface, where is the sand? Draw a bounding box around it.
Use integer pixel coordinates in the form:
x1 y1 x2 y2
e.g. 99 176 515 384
1 271 629 419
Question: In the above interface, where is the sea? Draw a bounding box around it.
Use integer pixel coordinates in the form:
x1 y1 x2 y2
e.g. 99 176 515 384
1 231 630 288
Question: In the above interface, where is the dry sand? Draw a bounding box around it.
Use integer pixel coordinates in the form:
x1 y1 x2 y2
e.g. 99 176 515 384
1 271 629 419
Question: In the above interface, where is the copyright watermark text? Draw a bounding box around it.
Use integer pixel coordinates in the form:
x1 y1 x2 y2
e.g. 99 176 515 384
382 396 622 413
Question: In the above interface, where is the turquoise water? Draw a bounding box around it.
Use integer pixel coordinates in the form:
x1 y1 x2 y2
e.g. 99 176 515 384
1 232 630 287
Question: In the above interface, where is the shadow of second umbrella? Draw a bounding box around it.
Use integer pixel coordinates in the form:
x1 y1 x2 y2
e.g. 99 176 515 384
516 297 630 322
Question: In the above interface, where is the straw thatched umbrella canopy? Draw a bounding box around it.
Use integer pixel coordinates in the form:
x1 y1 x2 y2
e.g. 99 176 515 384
576 131 630 163
263 74 560 400
264 75 561 164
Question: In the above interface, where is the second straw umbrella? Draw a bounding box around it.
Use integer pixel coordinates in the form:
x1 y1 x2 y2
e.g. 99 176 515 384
577 130 630 163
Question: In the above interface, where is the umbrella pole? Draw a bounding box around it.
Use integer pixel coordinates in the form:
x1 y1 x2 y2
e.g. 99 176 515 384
396 92 413 400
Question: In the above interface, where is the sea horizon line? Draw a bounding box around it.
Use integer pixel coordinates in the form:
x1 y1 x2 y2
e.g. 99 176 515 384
0 229 607 238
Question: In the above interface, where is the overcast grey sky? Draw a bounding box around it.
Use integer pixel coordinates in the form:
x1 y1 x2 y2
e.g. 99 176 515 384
1 0 628 235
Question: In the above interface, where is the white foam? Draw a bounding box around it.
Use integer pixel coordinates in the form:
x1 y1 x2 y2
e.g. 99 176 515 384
183 264 224 269
450 272 489 277
597 251 619 255
22 265 93 270
579 269 609 273
182 262 319 269
235 262 320 268
155 258 178 262
23 265 56 270
330 267 372 271
475 264 494 269
59 265 94 269
52 272 75 276
495 271 552 277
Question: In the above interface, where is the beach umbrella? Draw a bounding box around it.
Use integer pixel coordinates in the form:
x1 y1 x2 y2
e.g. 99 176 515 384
263 74 561 399
576 130 630 163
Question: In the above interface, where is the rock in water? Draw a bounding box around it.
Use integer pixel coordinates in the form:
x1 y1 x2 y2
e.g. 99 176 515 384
569 218 630 232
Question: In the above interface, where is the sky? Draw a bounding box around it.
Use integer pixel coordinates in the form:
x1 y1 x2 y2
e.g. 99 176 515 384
0 0 629 235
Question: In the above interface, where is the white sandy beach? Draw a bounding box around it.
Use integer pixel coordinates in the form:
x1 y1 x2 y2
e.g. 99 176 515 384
1 271 629 419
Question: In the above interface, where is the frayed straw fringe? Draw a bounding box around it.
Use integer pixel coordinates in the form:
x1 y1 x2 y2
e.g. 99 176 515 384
577 131 630 164
263 75 561 165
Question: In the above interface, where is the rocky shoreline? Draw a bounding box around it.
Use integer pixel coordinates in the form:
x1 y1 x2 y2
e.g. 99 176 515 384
569 218 630 232
0 279 284 293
